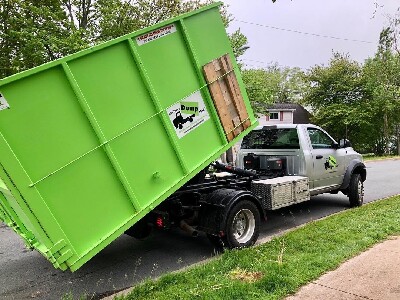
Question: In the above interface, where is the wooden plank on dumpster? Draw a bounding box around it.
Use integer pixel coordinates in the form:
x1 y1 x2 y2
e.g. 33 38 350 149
203 59 234 141
203 54 250 141
220 55 251 130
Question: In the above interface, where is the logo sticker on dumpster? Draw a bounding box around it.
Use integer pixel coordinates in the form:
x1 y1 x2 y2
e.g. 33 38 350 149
0 93 10 111
136 24 177 45
167 91 210 138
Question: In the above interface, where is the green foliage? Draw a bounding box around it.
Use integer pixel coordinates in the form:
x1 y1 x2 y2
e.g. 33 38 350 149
0 0 87 77
120 195 400 300
363 29 400 155
93 0 216 42
230 28 248 58
302 53 374 151
0 0 248 79
301 7 400 155
241 68 279 113
241 64 306 114
363 154 400 161
301 27 400 155
303 47 400 154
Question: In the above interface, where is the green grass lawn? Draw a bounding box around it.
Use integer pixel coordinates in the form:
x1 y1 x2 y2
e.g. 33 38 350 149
363 154 400 161
117 196 400 300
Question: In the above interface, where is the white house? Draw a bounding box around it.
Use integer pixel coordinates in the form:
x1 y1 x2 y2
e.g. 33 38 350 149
258 103 311 126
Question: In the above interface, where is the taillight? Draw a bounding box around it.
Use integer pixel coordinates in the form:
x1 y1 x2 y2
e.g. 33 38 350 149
152 211 170 229
156 217 163 228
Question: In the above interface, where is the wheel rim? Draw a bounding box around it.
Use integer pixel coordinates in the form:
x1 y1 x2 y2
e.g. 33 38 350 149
358 180 364 203
231 209 255 244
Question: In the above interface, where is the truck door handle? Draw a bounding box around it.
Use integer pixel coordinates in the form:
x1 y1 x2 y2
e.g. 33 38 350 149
316 155 323 159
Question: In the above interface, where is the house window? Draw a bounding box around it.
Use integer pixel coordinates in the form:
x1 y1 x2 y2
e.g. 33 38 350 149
269 112 279 120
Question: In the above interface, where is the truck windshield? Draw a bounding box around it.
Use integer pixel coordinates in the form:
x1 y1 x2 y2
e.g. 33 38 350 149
241 128 300 149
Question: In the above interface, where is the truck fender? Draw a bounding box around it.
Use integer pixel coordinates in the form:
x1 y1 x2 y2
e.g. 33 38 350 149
340 160 366 190
198 188 265 235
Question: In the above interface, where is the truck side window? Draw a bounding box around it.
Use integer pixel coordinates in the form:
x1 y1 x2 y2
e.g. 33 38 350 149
307 128 334 149
241 128 299 149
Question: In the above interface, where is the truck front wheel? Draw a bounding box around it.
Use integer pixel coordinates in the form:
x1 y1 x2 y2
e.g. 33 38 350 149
348 173 364 207
224 200 260 248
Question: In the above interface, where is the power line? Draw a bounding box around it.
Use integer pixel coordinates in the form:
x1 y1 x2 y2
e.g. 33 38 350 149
241 58 275 66
238 57 282 65
239 59 299 70
234 19 375 44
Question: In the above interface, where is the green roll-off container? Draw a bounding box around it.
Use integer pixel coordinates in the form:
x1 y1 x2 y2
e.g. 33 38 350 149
0 3 257 271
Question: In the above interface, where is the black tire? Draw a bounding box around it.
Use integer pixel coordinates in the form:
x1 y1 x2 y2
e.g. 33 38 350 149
223 200 260 249
348 173 364 207
125 219 152 240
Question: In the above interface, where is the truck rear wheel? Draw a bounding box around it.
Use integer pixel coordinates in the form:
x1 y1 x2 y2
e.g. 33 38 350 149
223 200 260 248
348 173 364 207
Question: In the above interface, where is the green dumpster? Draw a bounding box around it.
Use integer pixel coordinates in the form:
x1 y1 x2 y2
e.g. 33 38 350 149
0 2 257 271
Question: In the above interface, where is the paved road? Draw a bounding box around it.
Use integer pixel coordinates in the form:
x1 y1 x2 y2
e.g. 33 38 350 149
0 159 398 300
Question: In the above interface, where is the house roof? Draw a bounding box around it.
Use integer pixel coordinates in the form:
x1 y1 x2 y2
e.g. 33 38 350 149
266 103 311 124
267 103 300 110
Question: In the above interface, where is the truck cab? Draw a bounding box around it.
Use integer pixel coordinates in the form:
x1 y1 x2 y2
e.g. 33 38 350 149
236 124 366 205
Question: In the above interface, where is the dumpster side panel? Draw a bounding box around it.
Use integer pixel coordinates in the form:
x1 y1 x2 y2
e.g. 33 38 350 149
0 67 100 181
0 3 258 271
67 42 186 209
36 151 135 256
0 65 139 259
134 21 224 171
67 43 158 139
0 156 57 254
0 186 35 241
108 117 185 207
135 25 200 110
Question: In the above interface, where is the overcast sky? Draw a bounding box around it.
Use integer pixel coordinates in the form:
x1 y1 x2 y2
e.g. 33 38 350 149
222 0 399 70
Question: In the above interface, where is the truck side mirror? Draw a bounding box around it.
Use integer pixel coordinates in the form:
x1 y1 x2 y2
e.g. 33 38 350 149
339 139 352 148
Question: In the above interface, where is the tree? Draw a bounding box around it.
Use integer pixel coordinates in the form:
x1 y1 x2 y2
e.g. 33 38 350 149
74 0 218 43
0 0 87 78
230 28 248 58
241 64 306 114
363 28 400 155
303 53 373 151
0 0 248 79
241 67 279 113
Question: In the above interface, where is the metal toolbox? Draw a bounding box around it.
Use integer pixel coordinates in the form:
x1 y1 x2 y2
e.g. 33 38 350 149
293 177 310 203
251 176 310 210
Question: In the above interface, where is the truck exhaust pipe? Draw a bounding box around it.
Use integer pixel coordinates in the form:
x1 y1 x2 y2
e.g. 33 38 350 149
179 220 199 237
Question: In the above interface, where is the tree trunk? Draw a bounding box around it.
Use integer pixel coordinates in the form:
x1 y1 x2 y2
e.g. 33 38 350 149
397 124 400 156
383 111 390 155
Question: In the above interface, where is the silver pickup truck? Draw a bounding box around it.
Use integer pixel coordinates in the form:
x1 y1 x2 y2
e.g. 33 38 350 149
236 124 366 208
128 123 367 251
119 124 367 251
